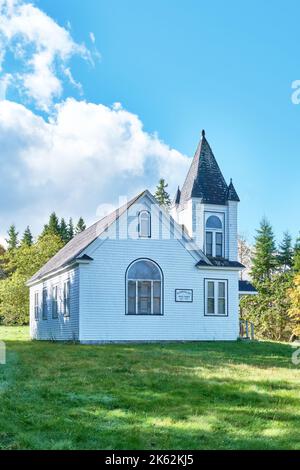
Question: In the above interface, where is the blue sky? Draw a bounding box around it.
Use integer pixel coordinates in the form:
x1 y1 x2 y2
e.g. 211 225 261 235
0 0 299 244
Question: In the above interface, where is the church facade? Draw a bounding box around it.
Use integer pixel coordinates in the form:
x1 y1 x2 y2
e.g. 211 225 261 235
28 131 244 343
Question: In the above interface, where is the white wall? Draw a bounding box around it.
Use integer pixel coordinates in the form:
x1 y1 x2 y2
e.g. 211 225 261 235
29 266 79 341
172 199 238 261
78 200 240 342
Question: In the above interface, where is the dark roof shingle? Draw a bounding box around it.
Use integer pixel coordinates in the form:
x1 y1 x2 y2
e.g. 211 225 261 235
179 130 239 205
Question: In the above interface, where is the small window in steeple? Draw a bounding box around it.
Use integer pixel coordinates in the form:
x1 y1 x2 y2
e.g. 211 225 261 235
205 215 223 258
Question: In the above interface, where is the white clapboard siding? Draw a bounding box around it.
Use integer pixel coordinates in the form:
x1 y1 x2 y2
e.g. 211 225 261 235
30 266 79 341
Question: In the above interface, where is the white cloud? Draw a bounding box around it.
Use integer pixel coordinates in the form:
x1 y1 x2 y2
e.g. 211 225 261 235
0 98 189 239
89 32 95 44
0 0 92 110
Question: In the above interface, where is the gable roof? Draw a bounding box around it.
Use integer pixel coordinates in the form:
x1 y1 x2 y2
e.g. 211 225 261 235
27 191 144 285
28 190 211 285
179 130 239 206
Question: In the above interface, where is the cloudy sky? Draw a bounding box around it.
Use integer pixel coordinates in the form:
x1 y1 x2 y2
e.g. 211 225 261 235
0 0 299 245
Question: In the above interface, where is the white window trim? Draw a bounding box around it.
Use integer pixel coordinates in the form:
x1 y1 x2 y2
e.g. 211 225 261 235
204 279 228 316
52 285 59 319
126 259 163 315
34 292 39 321
204 213 224 258
42 287 48 320
63 280 70 317
138 210 151 238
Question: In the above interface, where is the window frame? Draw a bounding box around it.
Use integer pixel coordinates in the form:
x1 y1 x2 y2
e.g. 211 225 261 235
42 287 48 320
125 258 163 315
138 210 151 238
52 284 59 319
63 280 71 317
34 292 39 321
204 212 225 258
204 278 228 317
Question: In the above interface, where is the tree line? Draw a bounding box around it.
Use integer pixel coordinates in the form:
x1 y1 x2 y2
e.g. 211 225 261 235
0 178 171 326
240 218 300 341
0 213 86 325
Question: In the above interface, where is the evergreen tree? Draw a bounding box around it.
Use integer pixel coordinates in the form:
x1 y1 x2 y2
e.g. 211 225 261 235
288 273 300 338
67 218 74 241
250 217 276 285
21 226 33 247
154 179 171 208
59 218 69 245
5 224 19 250
277 231 293 271
293 233 300 272
42 212 61 238
75 217 86 234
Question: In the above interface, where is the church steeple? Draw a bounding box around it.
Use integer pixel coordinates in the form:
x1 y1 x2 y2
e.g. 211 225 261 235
178 131 238 205
227 178 240 202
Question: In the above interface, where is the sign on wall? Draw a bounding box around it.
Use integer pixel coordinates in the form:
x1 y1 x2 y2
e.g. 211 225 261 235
175 289 193 303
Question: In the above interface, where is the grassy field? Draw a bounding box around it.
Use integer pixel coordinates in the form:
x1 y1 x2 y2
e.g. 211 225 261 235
0 326 299 450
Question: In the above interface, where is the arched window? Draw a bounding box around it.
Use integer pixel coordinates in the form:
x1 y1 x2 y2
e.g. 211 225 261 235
206 215 222 230
205 215 223 257
126 259 162 315
138 210 151 238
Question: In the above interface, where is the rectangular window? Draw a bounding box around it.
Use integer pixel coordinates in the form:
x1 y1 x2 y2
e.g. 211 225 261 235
34 292 39 321
42 288 48 320
207 281 215 314
127 280 162 315
52 285 58 319
153 281 161 314
138 281 151 314
63 280 70 317
128 281 136 314
206 231 213 256
218 282 226 315
205 279 227 316
216 232 223 257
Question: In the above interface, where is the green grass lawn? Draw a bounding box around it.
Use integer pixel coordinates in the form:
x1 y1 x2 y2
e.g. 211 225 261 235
0 326 299 450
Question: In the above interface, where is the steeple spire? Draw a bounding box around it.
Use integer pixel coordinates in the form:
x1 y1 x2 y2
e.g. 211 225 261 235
179 131 237 205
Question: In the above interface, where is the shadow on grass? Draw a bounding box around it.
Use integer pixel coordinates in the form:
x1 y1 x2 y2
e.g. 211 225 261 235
0 339 299 449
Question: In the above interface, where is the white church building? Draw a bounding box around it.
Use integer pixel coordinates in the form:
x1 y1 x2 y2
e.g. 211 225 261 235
28 131 246 343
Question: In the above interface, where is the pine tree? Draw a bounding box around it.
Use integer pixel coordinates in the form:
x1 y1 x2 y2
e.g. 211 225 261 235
67 218 74 241
42 212 61 238
288 273 300 338
75 217 86 234
21 226 33 246
154 179 171 208
277 231 293 271
250 217 276 285
293 234 300 272
59 218 69 245
6 224 19 250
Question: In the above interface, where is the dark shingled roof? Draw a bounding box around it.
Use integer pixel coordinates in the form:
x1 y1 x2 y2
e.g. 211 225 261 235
27 191 144 284
239 280 257 292
227 179 240 202
173 186 181 205
179 130 239 205
196 257 245 268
